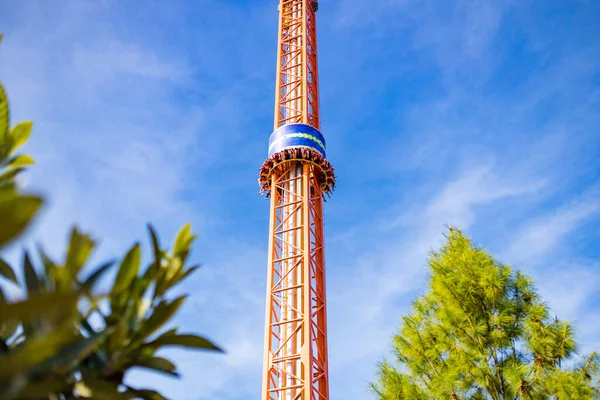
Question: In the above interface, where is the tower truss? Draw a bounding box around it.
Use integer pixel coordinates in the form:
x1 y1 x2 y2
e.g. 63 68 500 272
259 1 335 400
274 0 320 128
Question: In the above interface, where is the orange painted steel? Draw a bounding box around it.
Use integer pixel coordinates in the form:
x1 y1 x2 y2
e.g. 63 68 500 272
261 1 330 399
274 0 320 130
262 163 329 400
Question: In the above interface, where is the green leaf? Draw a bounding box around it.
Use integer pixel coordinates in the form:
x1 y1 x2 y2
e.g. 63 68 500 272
0 167 24 187
127 356 178 378
111 243 141 307
35 328 112 375
0 84 9 156
37 245 57 283
115 270 154 337
5 154 34 169
81 260 114 292
0 322 76 377
133 263 156 301
5 376 70 399
153 327 178 340
136 296 187 342
0 257 18 286
0 194 42 248
124 387 168 400
110 243 141 312
66 227 95 278
22 251 40 294
183 264 200 279
106 315 130 355
172 223 193 257
0 329 110 398
148 224 162 264
146 334 222 352
160 259 184 292
75 378 132 399
0 291 79 326
9 121 33 154
165 265 200 291
0 287 19 340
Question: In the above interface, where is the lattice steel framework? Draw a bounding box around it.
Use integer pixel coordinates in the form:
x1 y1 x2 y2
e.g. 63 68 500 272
274 0 320 129
261 1 330 399
262 163 329 400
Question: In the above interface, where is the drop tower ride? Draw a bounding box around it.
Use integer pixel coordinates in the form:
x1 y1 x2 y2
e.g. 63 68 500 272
258 1 336 399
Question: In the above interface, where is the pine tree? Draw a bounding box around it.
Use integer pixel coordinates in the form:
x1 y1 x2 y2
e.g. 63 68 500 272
372 228 599 399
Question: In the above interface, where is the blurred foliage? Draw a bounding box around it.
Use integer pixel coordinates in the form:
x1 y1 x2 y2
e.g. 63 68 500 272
0 34 221 399
0 35 42 249
371 228 600 399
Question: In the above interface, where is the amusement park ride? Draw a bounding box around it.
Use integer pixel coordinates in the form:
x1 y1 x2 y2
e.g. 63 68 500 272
258 1 335 399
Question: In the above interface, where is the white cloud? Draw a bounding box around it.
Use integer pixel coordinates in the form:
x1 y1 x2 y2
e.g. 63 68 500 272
506 187 600 265
535 265 600 320
71 42 185 81
0 1 211 259
425 164 546 228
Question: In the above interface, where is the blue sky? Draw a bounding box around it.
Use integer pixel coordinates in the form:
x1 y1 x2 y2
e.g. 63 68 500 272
1 0 599 398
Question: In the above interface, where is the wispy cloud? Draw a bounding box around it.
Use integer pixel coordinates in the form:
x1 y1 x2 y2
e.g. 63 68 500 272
506 186 600 265
424 164 546 228
72 42 186 81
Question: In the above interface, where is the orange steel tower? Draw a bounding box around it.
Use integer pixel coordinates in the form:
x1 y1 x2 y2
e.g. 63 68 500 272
258 1 336 399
